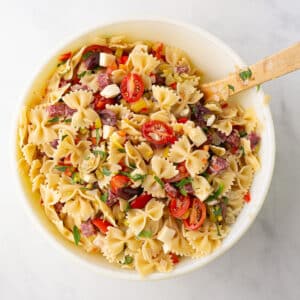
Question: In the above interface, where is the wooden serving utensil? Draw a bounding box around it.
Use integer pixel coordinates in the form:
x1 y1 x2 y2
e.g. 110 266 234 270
200 42 300 100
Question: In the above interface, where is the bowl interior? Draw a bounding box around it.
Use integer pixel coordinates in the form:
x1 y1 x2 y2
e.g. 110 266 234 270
16 19 275 280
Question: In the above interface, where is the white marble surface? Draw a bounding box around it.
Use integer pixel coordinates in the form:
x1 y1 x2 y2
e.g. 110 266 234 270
1 0 300 299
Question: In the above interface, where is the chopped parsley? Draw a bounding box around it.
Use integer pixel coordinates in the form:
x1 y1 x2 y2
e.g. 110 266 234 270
125 202 131 212
61 134 68 141
118 148 126 153
239 68 252 81
138 230 153 238
96 128 100 145
213 206 222 217
102 167 111 176
175 177 192 188
215 221 221 236
54 165 67 172
120 171 146 182
64 118 72 123
78 71 87 79
73 225 80 246
122 255 133 265
128 162 137 169
100 192 108 203
82 51 93 60
71 172 80 184
93 150 107 159
47 117 59 123
239 131 247 137
228 84 235 92
205 183 224 202
179 187 187 196
240 146 245 156
222 196 229 205
154 175 164 188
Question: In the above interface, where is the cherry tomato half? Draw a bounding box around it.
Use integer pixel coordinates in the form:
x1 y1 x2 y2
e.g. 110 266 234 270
93 94 115 111
59 51 72 62
92 218 112 234
120 73 144 103
83 44 112 56
183 198 206 231
142 120 176 145
130 194 152 209
110 175 131 195
169 195 191 219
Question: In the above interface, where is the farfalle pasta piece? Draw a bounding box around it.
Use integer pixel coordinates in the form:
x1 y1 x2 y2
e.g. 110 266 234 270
127 199 164 235
62 90 98 129
165 45 190 68
150 110 176 124
141 239 162 262
125 141 147 172
136 142 153 161
236 165 254 192
243 108 257 133
150 155 178 179
97 162 121 189
212 170 236 196
210 145 226 156
182 121 207 147
152 85 179 111
142 175 166 198
240 138 260 171
45 73 71 104
192 175 213 201
28 106 57 145
134 251 155 276
21 143 37 165
79 72 100 92
111 69 126 84
129 52 160 75
40 184 60 206
29 159 45 192
18 106 29 147
212 119 232 136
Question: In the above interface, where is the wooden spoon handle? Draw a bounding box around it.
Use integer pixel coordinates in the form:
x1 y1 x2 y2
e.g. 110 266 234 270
200 42 300 100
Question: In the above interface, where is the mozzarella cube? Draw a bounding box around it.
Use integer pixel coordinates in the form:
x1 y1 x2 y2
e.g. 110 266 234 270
162 243 171 254
207 114 216 126
102 125 115 139
99 53 116 67
100 84 120 98
157 225 176 244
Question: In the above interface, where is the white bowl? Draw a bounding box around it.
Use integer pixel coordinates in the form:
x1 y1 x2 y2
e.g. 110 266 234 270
13 18 275 280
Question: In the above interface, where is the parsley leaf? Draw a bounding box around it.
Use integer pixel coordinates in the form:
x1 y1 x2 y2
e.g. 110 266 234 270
239 131 247 137
118 148 126 153
78 71 87 79
48 117 59 123
179 187 187 196
239 68 252 81
125 202 131 212
130 173 146 182
213 206 222 217
175 177 192 188
122 255 133 265
215 221 221 236
138 230 153 238
222 196 229 205
102 167 111 176
54 165 67 172
205 183 224 202
62 134 68 141
82 51 93 60
93 150 107 159
240 146 245 156
154 175 164 188
228 84 235 92
128 162 137 169
100 192 108 203
64 118 72 123
73 225 80 246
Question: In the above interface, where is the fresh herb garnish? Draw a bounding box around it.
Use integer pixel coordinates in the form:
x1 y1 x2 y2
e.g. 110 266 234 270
201 172 209 178
73 225 80 246
239 68 252 81
48 117 59 123
222 196 229 205
62 134 68 141
102 167 111 176
120 171 146 182
205 183 224 202
64 118 72 123
215 221 221 236
54 165 67 172
128 162 137 169
79 187 89 191
240 146 245 156
82 51 93 60
138 230 153 238
239 131 247 137
93 150 107 159
78 71 87 79
213 206 222 217
118 148 126 153
175 177 192 188
96 128 100 145
125 202 131 212
122 255 133 265
100 192 108 203
71 172 80 184
57 61 66 67
228 84 235 92
179 187 187 196
256 84 261 91
154 175 164 188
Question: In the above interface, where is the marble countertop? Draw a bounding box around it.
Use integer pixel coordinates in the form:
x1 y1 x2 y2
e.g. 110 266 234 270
1 0 299 299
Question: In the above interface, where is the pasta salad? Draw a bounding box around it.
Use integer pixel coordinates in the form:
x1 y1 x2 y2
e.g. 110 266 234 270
17 36 261 276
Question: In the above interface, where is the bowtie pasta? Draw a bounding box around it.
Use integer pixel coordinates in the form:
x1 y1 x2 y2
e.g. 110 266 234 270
17 36 261 276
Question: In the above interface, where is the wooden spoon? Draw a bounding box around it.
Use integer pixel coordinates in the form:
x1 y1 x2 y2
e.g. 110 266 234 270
200 42 300 100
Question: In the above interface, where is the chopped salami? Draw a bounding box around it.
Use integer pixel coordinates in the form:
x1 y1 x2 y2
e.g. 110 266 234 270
165 183 178 198
84 52 100 70
47 103 76 118
54 202 64 214
184 183 194 194
98 73 112 90
98 109 117 126
208 156 229 174
50 139 59 149
226 129 240 149
207 129 227 146
175 64 189 74
105 190 118 207
116 187 143 200
248 132 261 149
155 73 165 86
80 220 96 237
191 102 212 127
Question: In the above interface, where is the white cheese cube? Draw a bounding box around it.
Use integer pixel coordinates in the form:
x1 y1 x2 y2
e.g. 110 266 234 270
207 114 216 126
100 84 120 98
102 125 115 139
162 243 171 254
99 53 116 67
157 225 176 244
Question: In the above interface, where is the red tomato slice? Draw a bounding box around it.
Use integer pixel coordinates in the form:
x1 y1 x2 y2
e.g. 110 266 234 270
120 73 144 103
142 120 176 145
169 82 177 90
83 44 112 56
244 191 251 202
177 117 188 124
184 198 206 231
93 94 115 110
92 218 112 234
169 195 191 219
118 55 128 64
130 194 152 209
59 51 72 61
110 175 131 194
